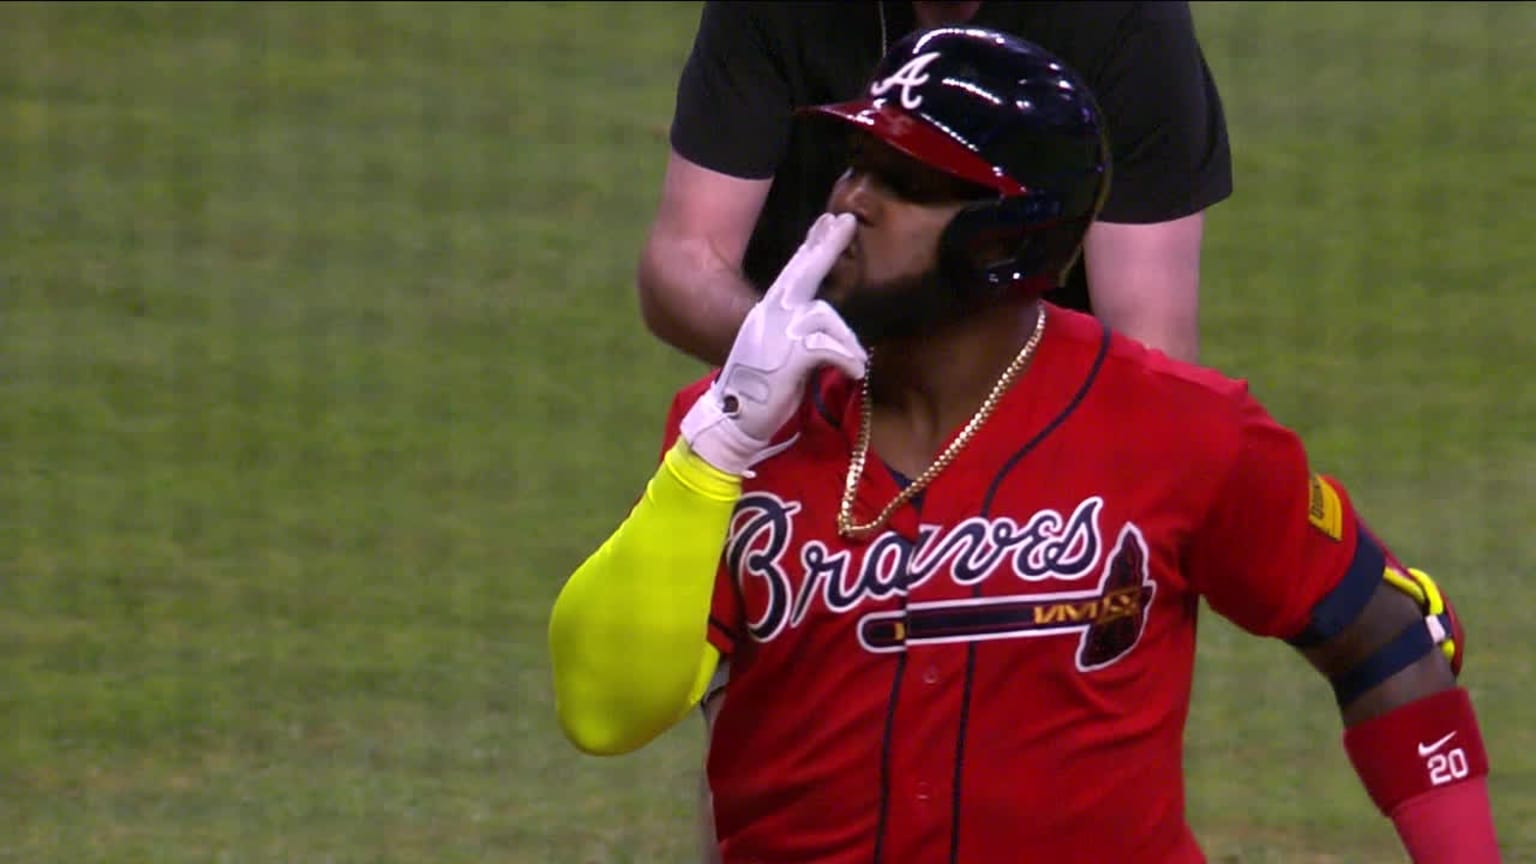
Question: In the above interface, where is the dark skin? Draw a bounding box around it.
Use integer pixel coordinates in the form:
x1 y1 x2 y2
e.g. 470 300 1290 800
1304 587 1457 725
820 132 1458 724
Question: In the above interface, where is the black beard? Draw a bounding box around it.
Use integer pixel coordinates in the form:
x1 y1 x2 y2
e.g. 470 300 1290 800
828 267 996 347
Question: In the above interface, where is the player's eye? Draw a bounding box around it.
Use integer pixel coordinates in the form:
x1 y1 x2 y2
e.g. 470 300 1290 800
883 172 923 200
843 135 967 204
883 169 957 203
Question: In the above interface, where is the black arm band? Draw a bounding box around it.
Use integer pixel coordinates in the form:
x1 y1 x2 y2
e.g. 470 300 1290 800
1288 527 1384 648
1329 617 1442 707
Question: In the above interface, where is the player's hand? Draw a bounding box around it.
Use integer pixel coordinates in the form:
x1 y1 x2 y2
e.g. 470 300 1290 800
680 212 865 477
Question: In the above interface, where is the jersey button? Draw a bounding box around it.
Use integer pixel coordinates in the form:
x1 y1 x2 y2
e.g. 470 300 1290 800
922 663 939 685
915 781 933 803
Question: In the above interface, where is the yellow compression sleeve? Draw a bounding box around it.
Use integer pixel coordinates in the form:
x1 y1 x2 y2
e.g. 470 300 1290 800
548 438 738 756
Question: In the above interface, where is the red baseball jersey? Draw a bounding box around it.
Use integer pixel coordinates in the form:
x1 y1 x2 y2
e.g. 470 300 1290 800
659 305 1373 864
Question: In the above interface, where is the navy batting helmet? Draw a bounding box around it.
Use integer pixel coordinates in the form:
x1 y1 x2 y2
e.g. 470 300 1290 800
800 27 1111 293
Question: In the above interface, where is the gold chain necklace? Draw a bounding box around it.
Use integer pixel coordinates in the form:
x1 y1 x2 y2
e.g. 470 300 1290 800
837 304 1048 540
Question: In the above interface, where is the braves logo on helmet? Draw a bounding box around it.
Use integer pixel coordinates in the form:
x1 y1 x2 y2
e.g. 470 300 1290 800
867 51 943 110
798 26 1111 292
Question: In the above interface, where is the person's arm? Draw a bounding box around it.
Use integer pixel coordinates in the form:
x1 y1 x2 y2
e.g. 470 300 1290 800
548 439 737 756
639 2 794 366
1294 566 1498 862
1081 212 1204 363
1083 2 1232 363
553 213 864 758
1185 392 1499 862
637 152 772 366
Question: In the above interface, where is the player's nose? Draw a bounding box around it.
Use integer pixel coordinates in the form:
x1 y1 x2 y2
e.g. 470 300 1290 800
828 170 878 226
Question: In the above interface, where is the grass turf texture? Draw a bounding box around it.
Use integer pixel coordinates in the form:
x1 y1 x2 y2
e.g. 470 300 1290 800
3 2 1532 861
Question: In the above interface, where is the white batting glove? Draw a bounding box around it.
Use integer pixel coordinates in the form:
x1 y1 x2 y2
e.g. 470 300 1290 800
680 212 867 477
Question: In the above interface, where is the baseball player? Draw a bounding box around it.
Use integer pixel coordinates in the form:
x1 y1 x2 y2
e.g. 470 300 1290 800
549 28 1501 863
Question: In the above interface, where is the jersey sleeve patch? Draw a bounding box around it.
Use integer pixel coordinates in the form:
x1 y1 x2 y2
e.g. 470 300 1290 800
1308 473 1344 541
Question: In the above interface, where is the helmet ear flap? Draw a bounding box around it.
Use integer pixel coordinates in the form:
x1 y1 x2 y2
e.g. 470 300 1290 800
939 195 1080 294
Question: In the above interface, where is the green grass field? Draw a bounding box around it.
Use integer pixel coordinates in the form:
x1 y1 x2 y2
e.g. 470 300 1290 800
3 2 1532 861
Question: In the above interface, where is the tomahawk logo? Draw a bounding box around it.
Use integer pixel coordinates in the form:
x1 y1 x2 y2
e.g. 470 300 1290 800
869 51 943 110
857 524 1156 671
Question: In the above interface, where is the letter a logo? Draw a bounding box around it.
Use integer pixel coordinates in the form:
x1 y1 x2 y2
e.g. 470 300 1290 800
869 51 943 110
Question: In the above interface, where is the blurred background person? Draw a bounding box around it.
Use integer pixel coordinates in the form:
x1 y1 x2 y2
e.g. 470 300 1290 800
637 1 1231 367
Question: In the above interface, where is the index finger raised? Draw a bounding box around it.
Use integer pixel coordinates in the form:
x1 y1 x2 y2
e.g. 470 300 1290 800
776 213 856 306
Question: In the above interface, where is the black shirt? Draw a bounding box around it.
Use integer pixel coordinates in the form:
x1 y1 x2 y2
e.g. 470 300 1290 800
669 1 1232 314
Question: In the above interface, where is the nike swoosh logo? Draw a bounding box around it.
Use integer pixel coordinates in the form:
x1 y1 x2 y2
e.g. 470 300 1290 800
1417 731 1458 757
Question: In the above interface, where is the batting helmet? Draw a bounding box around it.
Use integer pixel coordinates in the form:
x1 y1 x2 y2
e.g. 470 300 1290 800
799 27 1111 293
